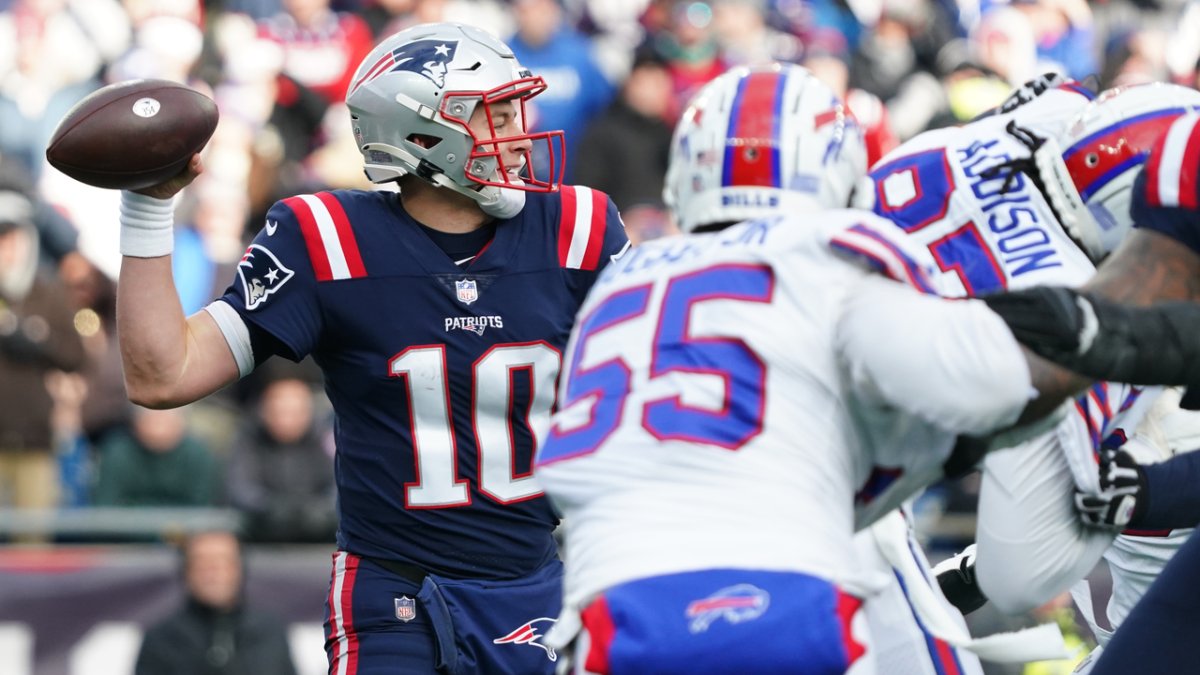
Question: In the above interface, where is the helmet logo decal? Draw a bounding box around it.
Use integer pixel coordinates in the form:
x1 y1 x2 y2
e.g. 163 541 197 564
722 70 785 188
350 40 459 94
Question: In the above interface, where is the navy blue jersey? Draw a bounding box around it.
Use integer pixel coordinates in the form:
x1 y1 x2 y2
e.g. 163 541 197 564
219 186 627 579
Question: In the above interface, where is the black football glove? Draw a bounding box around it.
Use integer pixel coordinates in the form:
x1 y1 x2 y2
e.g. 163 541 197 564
932 544 988 614
1075 449 1146 530
982 286 1200 387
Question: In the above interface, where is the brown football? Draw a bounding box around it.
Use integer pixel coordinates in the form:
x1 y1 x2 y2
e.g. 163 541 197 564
45 79 219 190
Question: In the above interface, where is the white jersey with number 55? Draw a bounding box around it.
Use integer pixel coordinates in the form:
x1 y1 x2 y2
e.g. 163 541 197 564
534 209 1034 612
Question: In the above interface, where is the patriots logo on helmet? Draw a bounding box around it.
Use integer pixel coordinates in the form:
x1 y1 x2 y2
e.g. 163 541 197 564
685 584 770 634
353 39 460 93
237 244 295 311
492 617 557 661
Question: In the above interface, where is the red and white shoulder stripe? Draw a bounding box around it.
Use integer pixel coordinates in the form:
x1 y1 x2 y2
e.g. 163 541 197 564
557 185 610 271
1144 112 1200 210
283 192 368 282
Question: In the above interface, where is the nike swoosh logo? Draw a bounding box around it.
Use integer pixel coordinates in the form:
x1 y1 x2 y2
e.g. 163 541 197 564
265 220 278 236
455 256 476 266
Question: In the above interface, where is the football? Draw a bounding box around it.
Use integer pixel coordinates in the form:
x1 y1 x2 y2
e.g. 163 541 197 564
45 79 219 190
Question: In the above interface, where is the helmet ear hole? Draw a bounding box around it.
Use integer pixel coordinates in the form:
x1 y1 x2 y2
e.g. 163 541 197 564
406 133 442 150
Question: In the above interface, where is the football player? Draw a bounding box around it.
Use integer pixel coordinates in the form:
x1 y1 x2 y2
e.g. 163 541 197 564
113 23 628 675
984 111 1200 675
533 63 1102 675
857 82 1200 628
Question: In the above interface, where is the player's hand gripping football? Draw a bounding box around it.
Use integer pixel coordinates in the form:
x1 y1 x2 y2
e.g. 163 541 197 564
1075 449 1145 530
134 153 204 200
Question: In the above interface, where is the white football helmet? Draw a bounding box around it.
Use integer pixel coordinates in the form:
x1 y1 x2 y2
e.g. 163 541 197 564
1033 82 1200 260
663 63 867 234
346 23 564 217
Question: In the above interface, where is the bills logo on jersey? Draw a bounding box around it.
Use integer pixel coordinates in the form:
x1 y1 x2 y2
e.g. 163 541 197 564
394 595 416 622
455 279 479 304
686 584 770 634
492 617 557 661
238 244 295 311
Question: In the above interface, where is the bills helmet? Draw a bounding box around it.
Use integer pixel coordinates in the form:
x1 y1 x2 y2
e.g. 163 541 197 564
1035 82 1200 260
663 63 867 233
346 23 564 215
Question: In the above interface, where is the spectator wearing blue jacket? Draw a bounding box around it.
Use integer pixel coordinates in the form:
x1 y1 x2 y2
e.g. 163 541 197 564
508 0 616 183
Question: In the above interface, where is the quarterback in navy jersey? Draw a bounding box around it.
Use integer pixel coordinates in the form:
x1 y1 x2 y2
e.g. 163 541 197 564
113 22 626 675
221 184 625 578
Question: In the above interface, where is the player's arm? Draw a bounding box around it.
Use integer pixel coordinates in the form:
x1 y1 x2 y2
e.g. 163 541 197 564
1086 229 1200 305
116 156 240 409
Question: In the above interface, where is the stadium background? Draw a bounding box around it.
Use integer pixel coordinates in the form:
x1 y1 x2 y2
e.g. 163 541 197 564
1 0 1197 672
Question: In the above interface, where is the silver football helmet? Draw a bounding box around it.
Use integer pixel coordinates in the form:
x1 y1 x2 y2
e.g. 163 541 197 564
346 23 564 217
663 63 867 233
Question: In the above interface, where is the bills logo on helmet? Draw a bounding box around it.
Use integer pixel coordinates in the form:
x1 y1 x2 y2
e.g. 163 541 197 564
686 584 770 634
237 244 294 311
351 40 459 93
492 617 557 661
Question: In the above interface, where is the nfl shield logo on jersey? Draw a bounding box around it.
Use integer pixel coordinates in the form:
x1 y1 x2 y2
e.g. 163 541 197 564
455 279 479 305
394 596 416 622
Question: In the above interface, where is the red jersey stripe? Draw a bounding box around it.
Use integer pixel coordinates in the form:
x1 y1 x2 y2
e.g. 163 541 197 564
579 188 609 271
284 196 334 282
317 192 367 278
557 186 578 267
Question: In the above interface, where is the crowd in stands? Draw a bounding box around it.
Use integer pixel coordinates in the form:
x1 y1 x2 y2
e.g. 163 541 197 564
0 0 1198 547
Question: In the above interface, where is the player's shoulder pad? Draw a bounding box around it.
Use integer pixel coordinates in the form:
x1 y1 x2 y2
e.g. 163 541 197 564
268 190 370 282
551 184 623 271
827 210 937 294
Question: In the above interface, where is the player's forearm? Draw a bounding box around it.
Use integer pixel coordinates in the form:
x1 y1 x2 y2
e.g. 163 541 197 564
1085 229 1200 305
117 255 193 408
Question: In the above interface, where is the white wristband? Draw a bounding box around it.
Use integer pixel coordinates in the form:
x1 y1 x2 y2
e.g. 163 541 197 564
120 191 175 257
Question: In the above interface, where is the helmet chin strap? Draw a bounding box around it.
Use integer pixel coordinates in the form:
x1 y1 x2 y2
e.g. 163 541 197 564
428 172 527 219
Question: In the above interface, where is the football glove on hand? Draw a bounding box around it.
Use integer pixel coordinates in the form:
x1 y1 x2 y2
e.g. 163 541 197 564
933 544 988 615
982 285 1200 387
1075 449 1145 530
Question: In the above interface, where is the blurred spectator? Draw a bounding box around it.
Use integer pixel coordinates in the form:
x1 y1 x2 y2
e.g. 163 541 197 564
508 0 616 182
57 251 131 445
44 369 89 506
257 0 375 105
226 370 336 543
649 0 730 120
1012 0 1097 81
711 0 802 66
849 0 954 139
0 0 129 179
575 49 673 214
135 530 298 675
108 14 204 83
1100 28 1170 88
93 406 219 507
0 189 84 510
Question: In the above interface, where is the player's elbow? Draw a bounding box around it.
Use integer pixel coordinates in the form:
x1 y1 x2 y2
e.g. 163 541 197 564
975 561 1045 615
124 376 188 410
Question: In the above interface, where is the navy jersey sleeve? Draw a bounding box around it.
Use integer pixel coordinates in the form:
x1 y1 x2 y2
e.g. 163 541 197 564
218 199 323 361
597 194 631 272
1130 113 1200 257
